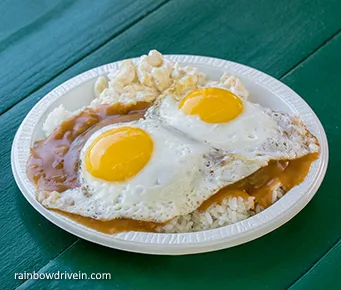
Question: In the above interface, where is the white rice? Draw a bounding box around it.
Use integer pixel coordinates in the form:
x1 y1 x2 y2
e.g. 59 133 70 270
157 185 285 233
157 196 254 233
42 104 72 136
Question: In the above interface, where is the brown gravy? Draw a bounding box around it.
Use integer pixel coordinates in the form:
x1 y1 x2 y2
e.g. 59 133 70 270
56 154 318 234
27 102 150 192
199 153 319 210
27 102 318 234
56 153 318 234
54 210 161 234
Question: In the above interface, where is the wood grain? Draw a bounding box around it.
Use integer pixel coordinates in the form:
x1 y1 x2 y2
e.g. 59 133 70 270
0 0 168 114
289 240 341 289
0 0 63 44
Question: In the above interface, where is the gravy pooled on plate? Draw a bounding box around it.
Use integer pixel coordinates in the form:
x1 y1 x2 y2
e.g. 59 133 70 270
27 102 150 192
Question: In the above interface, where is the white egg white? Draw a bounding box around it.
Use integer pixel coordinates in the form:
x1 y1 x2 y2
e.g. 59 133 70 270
38 119 268 223
39 95 319 223
148 94 319 161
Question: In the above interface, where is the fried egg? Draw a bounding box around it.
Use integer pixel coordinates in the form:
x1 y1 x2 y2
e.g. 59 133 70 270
38 118 267 222
34 51 320 230
148 87 319 160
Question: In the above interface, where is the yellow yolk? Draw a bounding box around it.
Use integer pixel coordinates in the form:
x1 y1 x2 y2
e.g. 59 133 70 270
178 88 243 123
86 127 153 182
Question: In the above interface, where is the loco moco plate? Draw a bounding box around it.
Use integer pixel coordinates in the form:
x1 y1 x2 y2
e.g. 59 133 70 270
12 55 328 255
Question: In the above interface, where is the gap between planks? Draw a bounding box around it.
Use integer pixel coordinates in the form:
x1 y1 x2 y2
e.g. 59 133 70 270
0 0 171 118
280 29 341 80
287 237 341 289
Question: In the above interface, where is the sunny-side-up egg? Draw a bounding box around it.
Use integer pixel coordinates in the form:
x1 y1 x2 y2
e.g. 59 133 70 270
39 118 266 223
148 87 319 161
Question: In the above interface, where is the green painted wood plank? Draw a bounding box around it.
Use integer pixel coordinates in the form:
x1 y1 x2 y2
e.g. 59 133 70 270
15 30 341 290
2 0 341 115
0 0 61 44
289 239 341 290
1 0 340 289
0 0 168 114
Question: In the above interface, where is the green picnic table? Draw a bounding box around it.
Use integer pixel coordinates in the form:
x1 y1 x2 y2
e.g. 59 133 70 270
1 0 340 289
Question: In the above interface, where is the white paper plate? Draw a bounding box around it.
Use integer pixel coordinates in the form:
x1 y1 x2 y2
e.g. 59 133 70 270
11 55 328 255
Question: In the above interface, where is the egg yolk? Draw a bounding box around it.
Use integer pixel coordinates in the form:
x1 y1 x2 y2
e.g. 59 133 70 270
178 88 243 123
86 127 153 182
